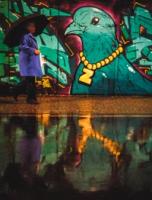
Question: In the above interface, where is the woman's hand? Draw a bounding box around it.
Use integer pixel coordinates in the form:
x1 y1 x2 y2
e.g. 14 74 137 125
34 49 40 55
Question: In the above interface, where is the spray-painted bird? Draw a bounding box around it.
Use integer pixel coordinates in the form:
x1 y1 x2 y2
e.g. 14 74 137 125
65 7 152 95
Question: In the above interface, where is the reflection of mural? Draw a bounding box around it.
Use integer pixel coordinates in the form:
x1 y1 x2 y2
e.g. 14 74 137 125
1 0 152 95
76 117 122 163
0 115 152 192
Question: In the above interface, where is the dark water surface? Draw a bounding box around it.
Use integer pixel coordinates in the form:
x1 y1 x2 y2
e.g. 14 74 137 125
0 115 152 200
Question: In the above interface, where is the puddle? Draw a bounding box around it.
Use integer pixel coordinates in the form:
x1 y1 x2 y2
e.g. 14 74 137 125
0 115 152 199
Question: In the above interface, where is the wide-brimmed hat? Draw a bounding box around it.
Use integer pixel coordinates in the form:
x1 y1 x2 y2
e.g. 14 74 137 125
4 13 49 48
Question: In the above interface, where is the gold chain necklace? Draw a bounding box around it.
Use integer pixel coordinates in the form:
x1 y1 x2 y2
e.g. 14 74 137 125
78 44 124 85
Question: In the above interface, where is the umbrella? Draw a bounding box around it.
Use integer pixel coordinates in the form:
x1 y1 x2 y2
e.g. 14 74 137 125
4 13 49 48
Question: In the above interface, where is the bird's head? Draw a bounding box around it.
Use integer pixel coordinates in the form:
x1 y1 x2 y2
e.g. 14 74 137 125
65 7 116 41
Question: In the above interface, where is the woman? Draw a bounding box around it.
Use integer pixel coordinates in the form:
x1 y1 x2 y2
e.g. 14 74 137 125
14 22 43 104
4 14 48 104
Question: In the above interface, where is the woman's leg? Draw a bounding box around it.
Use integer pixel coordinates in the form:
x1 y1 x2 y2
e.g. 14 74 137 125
12 77 27 101
25 77 37 102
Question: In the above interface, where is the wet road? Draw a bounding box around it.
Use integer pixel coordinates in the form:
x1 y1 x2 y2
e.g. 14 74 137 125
0 114 152 200
0 96 152 115
0 96 152 199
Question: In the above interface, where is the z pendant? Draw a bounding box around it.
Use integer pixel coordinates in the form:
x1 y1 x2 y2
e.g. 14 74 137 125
79 68 95 86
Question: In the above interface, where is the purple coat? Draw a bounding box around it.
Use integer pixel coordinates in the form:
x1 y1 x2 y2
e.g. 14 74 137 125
19 33 43 77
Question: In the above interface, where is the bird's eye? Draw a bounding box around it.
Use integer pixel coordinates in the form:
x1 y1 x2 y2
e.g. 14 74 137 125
91 17 100 25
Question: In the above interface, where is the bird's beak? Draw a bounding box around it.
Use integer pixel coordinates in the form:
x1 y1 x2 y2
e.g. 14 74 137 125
65 22 85 35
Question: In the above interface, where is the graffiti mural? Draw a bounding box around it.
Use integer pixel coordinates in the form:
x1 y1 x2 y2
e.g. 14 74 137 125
0 0 72 95
0 0 152 95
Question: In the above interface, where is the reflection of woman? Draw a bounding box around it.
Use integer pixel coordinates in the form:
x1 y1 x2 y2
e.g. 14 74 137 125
17 117 42 174
19 135 42 174
15 22 42 104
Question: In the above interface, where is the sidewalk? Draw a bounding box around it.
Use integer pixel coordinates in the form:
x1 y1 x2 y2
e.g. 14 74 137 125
0 96 152 116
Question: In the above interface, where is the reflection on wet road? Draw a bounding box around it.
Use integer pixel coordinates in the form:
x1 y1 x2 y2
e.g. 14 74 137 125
0 115 152 199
